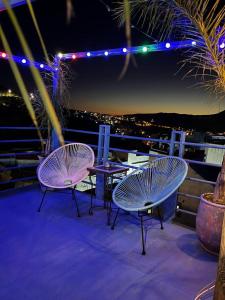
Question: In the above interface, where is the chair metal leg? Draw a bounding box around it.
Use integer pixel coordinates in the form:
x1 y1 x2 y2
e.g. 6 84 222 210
37 188 47 212
72 188 80 217
140 215 146 255
111 208 120 230
157 206 164 230
107 200 112 226
89 189 94 216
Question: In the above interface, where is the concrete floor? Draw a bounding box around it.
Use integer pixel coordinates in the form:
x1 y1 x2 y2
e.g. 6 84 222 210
0 185 218 300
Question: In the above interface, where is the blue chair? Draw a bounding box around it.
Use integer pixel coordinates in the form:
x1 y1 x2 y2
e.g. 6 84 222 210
111 156 188 255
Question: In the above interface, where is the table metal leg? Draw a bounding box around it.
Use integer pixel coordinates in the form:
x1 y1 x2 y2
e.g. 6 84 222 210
89 175 94 215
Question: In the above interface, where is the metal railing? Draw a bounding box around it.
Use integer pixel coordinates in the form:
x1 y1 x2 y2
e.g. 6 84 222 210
1 125 225 215
0 126 99 191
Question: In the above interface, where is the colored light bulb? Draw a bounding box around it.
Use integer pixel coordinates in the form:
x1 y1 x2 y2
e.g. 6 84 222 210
40 64 44 68
1 52 6 58
142 46 148 52
72 54 76 59
104 51 109 56
123 48 127 53
58 53 63 58
22 59 26 64
165 43 171 48
192 41 197 46
87 52 91 57
220 42 225 49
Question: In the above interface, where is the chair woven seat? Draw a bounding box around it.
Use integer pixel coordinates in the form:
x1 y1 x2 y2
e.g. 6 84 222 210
113 156 188 212
38 143 95 189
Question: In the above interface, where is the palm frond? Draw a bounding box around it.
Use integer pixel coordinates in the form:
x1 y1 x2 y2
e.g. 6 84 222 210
118 0 132 80
26 0 50 65
114 0 225 96
3 0 64 146
66 0 74 23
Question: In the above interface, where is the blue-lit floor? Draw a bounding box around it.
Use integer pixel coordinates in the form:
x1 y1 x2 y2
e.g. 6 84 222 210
0 185 217 300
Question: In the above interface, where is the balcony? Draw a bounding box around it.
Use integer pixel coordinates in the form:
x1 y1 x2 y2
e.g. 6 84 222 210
0 126 223 299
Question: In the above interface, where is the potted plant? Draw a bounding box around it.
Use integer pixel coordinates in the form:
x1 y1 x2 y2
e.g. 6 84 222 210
196 156 225 254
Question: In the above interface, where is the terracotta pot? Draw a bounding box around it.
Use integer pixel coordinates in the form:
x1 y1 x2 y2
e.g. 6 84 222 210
196 193 225 255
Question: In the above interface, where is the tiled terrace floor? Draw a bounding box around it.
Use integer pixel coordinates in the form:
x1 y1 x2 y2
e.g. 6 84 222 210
0 185 218 300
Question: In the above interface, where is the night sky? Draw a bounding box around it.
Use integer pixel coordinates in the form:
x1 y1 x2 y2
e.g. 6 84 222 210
0 0 223 115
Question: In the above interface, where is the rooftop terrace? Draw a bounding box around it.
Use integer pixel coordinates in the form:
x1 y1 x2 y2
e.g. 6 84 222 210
0 184 217 300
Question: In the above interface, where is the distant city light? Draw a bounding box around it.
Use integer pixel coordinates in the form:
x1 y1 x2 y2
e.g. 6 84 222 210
72 54 76 60
142 46 148 53
192 41 197 46
165 43 171 49
21 59 26 64
87 52 91 57
40 64 44 68
220 42 225 49
104 51 109 56
8 89 12 94
30 93 34 99
122 48 127 53
57 53 63 58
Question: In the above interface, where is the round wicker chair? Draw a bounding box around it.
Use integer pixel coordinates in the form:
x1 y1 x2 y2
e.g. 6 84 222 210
112 156 188 254
37 143 95 216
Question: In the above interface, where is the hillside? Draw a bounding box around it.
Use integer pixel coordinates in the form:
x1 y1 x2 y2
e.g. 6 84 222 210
125 111 225 132
0 95 224 132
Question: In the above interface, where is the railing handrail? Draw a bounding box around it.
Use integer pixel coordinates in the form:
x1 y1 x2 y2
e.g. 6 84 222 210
1 126 225 150
63 128 99 135
0 139 45 143
110 133 171 144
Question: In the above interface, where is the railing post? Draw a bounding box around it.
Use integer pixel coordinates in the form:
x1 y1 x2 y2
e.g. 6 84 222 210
169 130 176 156
103 125 110 164
169 130 186 158
97 125 110 164
97 125 105 164
96 125 111 201
178 131 186 158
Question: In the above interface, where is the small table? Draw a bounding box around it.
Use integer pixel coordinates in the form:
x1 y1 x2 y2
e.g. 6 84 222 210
88 164 129 225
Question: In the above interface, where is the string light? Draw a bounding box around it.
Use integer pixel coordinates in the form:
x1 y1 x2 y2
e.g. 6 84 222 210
0 51 55 72
57 40 204 61
165 42 171 48
142 46 148 53
1 38 223 73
